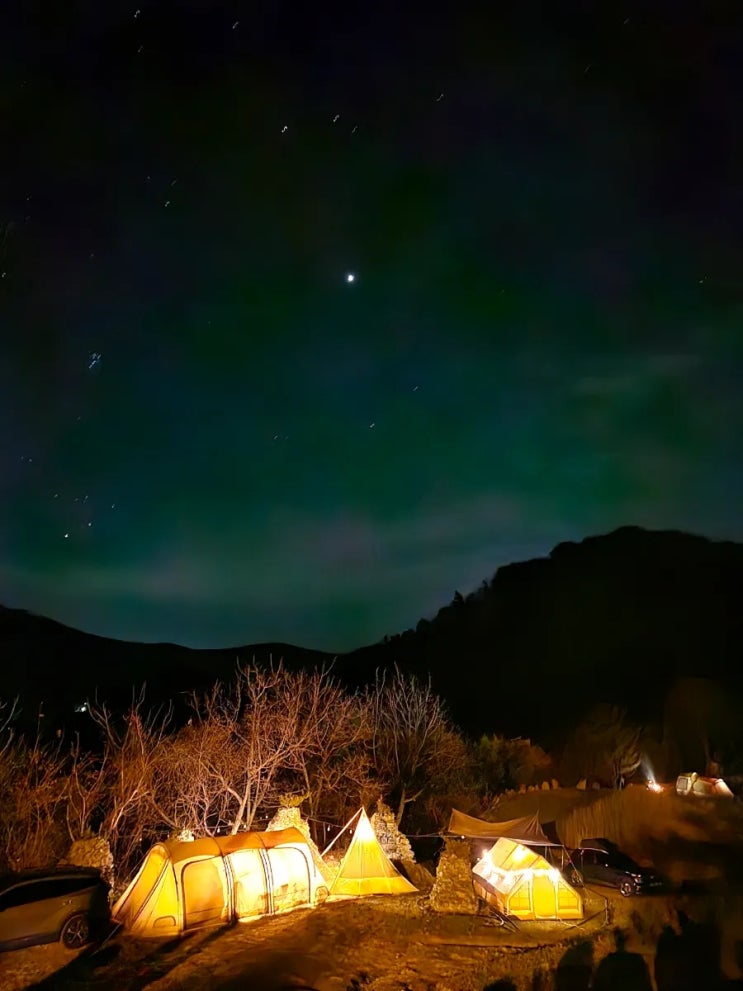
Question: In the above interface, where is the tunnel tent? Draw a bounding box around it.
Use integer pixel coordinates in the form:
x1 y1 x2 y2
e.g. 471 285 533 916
112 826 326 938
328 808 417 897
472 837 583 921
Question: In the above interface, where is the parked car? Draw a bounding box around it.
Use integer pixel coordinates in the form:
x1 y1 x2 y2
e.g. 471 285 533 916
569 838 665 897
0 867 110 951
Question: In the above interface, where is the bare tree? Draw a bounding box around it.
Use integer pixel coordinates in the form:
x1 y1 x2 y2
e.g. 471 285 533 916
0 696 18 757
87 690 173 874
154 716 239 836
368 667 465 825
562 704 642 789
186 663 315 833
64 737 107 844
286 668 373 836
0 729 69 871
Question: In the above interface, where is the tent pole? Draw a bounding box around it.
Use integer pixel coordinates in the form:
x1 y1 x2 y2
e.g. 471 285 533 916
322 807 363 858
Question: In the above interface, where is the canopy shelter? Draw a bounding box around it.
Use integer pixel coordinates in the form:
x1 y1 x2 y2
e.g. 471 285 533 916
112 826 326 938
447 809 560 846
472 837 583 921
329 809 417 897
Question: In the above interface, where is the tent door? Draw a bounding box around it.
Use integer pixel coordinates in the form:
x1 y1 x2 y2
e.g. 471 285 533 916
265 847 312 912
228 848 270 920
182 859 229 931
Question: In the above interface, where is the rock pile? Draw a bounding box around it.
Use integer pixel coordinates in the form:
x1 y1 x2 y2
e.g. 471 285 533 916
371 801 434 892
370 801 415 862
429 838 479 915
60 836 115 889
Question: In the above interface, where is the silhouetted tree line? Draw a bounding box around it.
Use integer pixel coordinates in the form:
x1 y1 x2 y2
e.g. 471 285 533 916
0 665 551 881
2 662 742 884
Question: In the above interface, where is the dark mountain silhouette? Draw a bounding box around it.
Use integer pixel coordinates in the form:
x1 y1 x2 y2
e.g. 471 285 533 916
2 527 742 740
344 525 743 740
0 605 327 732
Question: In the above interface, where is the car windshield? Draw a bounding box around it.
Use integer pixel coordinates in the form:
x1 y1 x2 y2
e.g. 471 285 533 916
607 852 641 871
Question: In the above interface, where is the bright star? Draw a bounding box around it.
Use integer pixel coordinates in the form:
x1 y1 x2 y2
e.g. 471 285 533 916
346 272 356 283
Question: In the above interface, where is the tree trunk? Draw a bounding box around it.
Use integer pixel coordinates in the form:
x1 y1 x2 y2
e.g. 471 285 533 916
395 787 407 826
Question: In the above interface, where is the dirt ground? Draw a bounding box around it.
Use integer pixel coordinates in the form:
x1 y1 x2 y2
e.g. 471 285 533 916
0 889 655 991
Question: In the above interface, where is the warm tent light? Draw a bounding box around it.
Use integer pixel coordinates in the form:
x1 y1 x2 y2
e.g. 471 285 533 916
510 843 529 864
355 809 376 842
472 838 583 922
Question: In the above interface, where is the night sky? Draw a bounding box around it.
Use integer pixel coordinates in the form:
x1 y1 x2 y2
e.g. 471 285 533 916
1 2 742 650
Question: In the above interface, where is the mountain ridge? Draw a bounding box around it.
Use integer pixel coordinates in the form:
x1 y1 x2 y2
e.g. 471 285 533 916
2 525 742 739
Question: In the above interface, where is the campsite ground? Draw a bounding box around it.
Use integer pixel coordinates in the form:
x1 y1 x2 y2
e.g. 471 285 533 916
10 885 729 991
6 788 743 990
5 888 623 991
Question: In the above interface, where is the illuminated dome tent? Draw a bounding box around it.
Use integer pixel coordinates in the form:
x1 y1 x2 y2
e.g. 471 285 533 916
112 827 326 938
472 837 583 921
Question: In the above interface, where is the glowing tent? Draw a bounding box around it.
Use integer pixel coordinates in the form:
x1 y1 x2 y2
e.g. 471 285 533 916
472 837 583 921
112 827 327 938
676 772 734 798
329 809 417 897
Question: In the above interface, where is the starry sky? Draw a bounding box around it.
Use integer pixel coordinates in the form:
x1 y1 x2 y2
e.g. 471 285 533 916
1 1 742 650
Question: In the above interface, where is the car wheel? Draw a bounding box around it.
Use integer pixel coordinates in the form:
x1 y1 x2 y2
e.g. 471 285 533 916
60 912 91 949
568 867 584 887
619 879 636 897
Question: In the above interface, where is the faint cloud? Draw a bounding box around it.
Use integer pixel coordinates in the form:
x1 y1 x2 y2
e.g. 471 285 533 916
574 351 699 399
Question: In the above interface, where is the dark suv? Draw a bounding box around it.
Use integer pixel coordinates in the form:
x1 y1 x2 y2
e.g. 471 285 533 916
569 838 665 897
0 867 110 951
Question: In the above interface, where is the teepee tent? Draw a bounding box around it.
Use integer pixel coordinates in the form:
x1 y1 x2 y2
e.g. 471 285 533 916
472 837 582 921
112 827 326 938
329 809 417 897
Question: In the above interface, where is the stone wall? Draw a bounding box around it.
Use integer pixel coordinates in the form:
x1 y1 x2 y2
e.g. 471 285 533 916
429 838 479 915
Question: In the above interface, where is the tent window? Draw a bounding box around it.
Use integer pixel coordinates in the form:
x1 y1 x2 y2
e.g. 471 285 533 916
182 859 227 930
267 848 311 912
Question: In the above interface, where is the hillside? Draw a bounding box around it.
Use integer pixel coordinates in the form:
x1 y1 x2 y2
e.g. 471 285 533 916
2 526 742 739
346 526 743 739
0 604 327 730
347 526 743 739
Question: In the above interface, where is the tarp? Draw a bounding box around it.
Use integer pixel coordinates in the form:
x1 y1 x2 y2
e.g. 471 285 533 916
112 826 325 938
447 809 560 846
329 809 417 897
578 837 612 853
472 837 583 921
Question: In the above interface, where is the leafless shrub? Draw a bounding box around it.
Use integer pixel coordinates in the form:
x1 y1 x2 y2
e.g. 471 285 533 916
0 729 69 871
87 689 173 876
368 667 465 825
